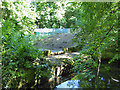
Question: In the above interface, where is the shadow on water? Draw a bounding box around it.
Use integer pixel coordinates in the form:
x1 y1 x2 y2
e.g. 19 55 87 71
76 62 120 89
98 62 120 88
35 61 120 89
36 76 73 89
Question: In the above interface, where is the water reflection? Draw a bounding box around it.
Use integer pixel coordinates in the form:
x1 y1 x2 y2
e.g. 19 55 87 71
55 80 81 88
78 63 120 88
55 63 120 89
37 63 120 89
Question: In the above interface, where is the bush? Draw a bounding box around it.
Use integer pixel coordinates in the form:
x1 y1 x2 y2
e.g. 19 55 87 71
73 53 97 80
2 32 51 88
1 1 52 88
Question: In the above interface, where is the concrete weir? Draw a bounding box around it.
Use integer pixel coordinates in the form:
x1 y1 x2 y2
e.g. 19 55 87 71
38 47 80 86
45 51 80 83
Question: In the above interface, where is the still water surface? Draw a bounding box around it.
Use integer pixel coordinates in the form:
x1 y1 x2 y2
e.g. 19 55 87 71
37 62 120 89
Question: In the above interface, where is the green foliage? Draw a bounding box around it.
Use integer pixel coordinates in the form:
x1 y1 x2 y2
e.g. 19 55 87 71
2 1 37 31
72 2 119 60
1 1 52 88
1 1 119 88
35 2 78 28
108 54 120 64
72 2 119 84
35 2 66 28
2 32 51 88
73 53 97 80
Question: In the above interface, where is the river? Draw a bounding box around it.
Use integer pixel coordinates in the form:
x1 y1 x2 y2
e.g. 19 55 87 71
34 60 120 89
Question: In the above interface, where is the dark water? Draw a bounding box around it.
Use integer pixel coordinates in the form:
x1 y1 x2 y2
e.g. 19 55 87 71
36 62 120 89
36 76 73 89
76 62 120 89
96 63 120 88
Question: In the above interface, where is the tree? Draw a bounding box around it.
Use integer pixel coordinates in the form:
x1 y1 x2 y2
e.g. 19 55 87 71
35 1 78 28
72 2 119 87
73 2 119 62
1 1 51 88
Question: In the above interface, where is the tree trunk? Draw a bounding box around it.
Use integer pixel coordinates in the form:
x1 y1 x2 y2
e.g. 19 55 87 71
97 48 101 76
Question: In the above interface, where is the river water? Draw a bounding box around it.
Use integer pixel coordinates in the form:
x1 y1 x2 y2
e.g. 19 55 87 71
74 62 120 89
36 61 120 89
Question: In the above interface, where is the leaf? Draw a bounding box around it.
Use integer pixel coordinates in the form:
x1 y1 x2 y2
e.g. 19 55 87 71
91 75 95 78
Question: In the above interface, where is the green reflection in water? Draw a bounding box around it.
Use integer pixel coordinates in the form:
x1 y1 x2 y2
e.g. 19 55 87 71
72 63 120 88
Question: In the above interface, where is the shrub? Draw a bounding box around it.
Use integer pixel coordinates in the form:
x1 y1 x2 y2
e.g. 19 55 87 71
2 32 51 88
